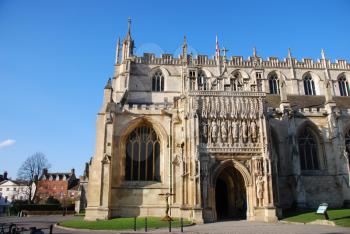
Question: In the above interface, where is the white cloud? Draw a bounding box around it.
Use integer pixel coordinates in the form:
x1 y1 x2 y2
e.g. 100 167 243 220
0 139 16 149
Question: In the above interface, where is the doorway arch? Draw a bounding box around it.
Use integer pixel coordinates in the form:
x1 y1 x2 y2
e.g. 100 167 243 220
215 165 247 220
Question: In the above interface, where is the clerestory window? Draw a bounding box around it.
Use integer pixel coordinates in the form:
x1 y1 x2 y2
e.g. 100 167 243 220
268 73 279 94
304 75 316 95
152 71 164 92
338 75 349 96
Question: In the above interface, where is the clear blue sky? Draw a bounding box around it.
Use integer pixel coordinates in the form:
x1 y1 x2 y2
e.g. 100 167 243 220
0 0 349 178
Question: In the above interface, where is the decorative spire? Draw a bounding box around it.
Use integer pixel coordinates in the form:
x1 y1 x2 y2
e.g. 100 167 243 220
121 17 134 61
127 17 132 39
253 46 257 57
105 78 112 89
321 48 326 60
182 36 188 64
115 36 121 64
288 48 292 58
215 35 220 61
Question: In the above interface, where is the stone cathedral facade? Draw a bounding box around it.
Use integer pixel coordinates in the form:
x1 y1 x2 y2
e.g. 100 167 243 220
85 21 350 223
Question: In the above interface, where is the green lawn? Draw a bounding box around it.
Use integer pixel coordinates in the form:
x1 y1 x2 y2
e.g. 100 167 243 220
282 209 350 227
59 217 191 230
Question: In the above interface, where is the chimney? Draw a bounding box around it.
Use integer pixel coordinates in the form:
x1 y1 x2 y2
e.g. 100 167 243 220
34 175 38 182
71 168 75 175
4 171 8 180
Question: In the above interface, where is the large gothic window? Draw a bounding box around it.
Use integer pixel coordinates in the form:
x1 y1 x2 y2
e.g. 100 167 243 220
298 127 320 170
338 75 349 96
268 73 279 94
125 125 160 181
345 130 350 169
197 70 208 90
152 70 164 92
303 75 316 95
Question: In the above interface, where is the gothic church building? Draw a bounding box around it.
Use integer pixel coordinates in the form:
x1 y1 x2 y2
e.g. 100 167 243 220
85 21 350 222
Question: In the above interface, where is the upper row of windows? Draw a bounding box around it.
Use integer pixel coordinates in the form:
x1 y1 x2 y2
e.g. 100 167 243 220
268 73 349 96
150 70 350 96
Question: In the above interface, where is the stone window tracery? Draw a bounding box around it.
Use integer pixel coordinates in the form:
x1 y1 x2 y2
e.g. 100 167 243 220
268 73 279 94
230 71 242 91
152 70 164 92
298 127 320 170
303 75 316 95
338 75 349 96
125 125 160 181
197 70 208 90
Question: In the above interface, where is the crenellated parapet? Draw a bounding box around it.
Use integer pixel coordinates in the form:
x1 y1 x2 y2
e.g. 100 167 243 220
132 53 350 70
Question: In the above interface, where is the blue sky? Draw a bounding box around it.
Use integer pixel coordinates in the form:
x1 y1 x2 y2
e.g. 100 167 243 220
0 0 349 178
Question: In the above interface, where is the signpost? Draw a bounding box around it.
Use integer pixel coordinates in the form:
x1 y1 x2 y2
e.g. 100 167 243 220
316 203 329 220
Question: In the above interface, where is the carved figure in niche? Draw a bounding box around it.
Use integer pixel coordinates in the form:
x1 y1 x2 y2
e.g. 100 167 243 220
227 120 232 144
242 120 248 143
200 120 208 143
221 120 228 143
211 120 218 143
232 120 239 143
256 175 264 207
250 121 257 142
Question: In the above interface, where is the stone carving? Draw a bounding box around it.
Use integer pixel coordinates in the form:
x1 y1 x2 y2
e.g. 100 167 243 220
221 120 228 143
232 120 239 142
211 120 219 143
194 95 264 149
242 120 248 143
250 121 257 142
256 175 264 207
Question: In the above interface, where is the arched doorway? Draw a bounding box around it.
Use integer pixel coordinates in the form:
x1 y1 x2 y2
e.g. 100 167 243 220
215 166 246 220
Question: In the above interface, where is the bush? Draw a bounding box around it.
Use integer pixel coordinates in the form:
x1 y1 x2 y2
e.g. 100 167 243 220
46 196 60 205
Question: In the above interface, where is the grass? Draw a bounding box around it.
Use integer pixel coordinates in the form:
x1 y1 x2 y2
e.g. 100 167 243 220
282 208 350 227
59 217 192 230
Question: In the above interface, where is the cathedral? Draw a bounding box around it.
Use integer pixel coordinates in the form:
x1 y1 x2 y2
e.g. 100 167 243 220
85 20 350 223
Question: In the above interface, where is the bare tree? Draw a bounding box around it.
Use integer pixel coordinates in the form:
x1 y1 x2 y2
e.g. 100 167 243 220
17 152 50 203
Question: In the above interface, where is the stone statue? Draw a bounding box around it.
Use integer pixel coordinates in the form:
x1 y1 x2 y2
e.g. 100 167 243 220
201 120 208 141
242 120 248 143
211 120 218 143
256 175 264 207
250 121 257 142
221 120 228 143
232 120 239 143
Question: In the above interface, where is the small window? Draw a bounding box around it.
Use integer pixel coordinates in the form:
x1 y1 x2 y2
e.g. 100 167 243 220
256 72 262 79
13 188 16 191
152 70 164 92
268 73 279 94
197 70 208 90
0 188 2 191
338 75 349 96
304 75 316 95
6 188 9 191
230 71 242 91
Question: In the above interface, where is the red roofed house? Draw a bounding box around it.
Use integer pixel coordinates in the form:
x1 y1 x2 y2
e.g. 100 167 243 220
35 168 79 203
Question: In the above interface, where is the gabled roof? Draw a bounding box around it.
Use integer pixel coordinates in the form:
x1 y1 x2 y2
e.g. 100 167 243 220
0 180 30 186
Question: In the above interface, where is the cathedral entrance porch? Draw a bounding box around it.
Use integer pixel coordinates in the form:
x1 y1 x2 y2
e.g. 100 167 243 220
215 166 246 220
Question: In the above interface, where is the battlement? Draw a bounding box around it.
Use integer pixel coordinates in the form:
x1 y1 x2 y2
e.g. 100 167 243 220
117 102 172 112
132 53 350 70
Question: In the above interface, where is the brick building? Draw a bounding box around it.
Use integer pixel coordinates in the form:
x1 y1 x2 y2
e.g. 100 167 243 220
35 168 79 203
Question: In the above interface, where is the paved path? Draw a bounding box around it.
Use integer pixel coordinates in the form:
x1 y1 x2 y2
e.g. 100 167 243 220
0 215 349 234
